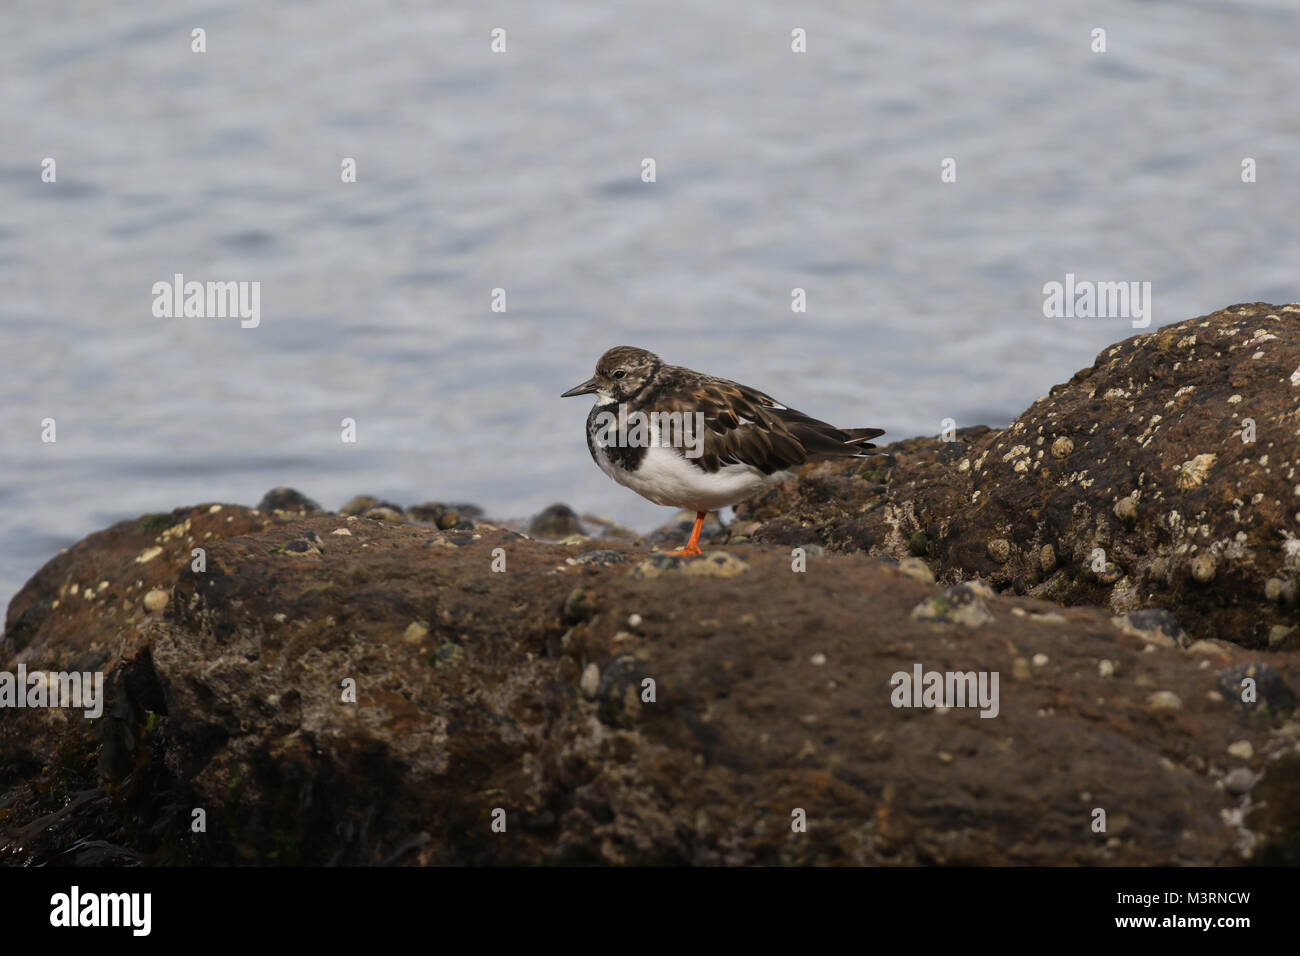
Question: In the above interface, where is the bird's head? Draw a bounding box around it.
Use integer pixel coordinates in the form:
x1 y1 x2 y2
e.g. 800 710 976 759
561 346 661 403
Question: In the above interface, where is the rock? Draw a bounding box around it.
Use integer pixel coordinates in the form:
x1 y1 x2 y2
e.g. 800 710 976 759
444 503 485 521
1224 768 1256 795
1246 754 1300 863
1264 577 1296 604
565 550 628 567
643 510 726 548
256 487 322 513
898 557 935 584
528 503 586 539
578 514 638 541
1146 691 1182 711
632 551 749 579
142 589 169 613
1217 662 1297 719
340 495 380 516
340 497 403 519
280 538 322 556
1269 625 1295 649
5 509 1300 865
1227 740 1254 760
563 587 594 623
1112 609 1186 648
579 662 601 697
735 303 1300 647
407 502 480 530
911 583 994 628
987 538 1011 563
406 503 443 523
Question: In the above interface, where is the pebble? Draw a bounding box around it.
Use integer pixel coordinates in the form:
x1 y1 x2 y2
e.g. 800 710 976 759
910 584 994 628
580 663 600 697
1098 659 1114 678
1227 740 1254 760
1146 691 1183 711
258 487 321 513
143 589 169 612
1032 653 1049 667
1217 662 1297 716
898 557 935 584
529 503 587 539
810 653 827 666
1051 436 1074 459
403 622 430 643
1012 657 1032 680
1224 768 1256 795
1268 625 1295 649
627 613 643 628
1113 495 1138 522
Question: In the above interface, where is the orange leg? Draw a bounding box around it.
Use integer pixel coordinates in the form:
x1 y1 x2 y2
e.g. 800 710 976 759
669 511 707 556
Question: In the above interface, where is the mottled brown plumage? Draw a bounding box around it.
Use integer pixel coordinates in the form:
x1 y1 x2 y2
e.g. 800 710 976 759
562 346 884 478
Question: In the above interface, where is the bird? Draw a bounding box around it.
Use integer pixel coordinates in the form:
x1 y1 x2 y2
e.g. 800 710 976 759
561 346 885 555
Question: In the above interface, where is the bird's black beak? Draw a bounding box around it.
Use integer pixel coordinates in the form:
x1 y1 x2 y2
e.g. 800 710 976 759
561 376 600 398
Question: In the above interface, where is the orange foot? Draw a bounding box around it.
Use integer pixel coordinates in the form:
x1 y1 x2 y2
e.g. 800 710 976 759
665 511 707 557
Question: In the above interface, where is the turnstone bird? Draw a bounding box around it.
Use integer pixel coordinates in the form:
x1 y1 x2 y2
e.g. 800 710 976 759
561 346 885 555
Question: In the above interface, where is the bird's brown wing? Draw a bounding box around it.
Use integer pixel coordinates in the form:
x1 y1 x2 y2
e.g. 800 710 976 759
655 377 882 475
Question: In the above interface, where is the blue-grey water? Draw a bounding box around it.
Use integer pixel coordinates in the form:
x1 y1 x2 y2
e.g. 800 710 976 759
2 0 1299 617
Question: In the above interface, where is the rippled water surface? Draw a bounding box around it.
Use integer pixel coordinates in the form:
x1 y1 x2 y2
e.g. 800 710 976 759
2 0 1299 612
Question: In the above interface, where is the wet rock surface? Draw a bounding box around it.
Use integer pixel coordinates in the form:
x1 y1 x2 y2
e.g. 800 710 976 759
3 511 1298 865
737 303 1300 648
4 303 1300 866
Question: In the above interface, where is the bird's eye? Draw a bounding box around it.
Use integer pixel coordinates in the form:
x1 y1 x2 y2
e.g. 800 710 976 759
613 369 626 379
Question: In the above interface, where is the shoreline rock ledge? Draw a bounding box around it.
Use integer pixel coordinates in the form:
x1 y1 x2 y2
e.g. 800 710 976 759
3 301 1300 866
738 302 1300 650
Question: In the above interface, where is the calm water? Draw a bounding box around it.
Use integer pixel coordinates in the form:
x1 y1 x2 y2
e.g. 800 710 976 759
2 0 1299 616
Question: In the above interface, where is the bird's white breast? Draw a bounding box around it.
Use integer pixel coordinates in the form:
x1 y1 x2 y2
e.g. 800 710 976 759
592 415 789 513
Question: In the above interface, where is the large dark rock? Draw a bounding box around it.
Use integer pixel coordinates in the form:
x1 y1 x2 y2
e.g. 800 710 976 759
738 302 1300 648
3 511 1298 865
